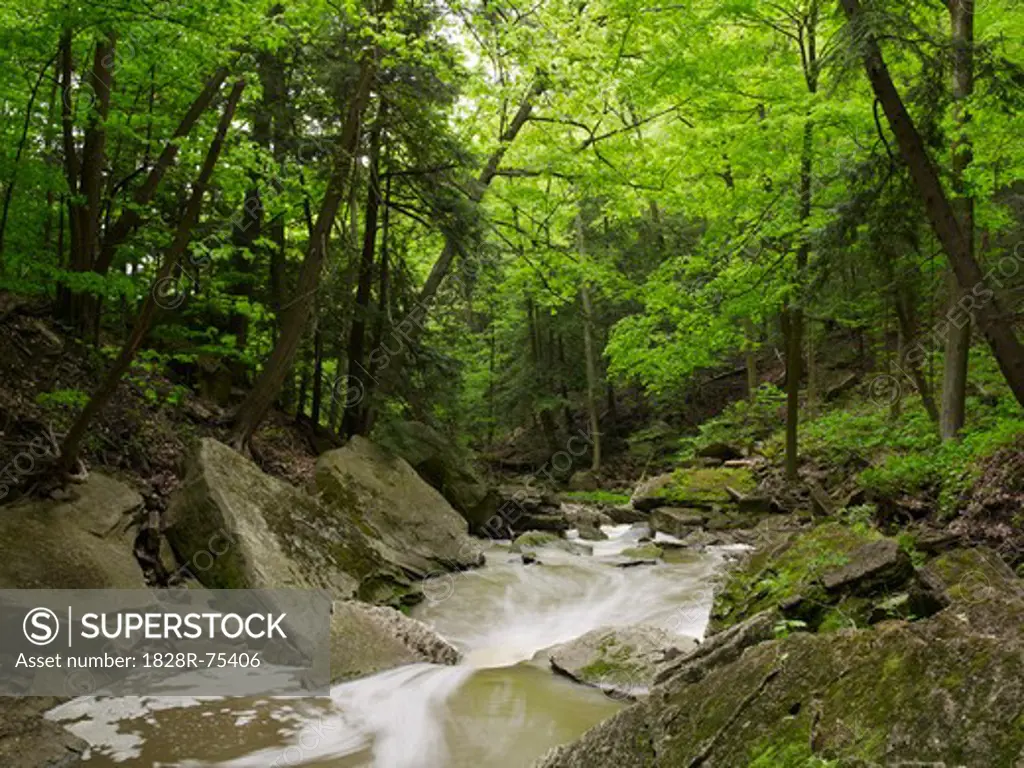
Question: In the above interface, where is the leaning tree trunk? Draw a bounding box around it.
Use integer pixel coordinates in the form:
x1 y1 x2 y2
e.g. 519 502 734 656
364 78 545 419
53 80 244 479
229 2 391 448
940 0 975 439
838 0 1024 407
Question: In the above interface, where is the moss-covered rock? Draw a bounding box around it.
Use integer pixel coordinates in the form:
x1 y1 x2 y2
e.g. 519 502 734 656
538 588 1024 768
165 438 414 605
709 522 886 633
0 697 86 767
648 507 705 538
374 420 497 533
316 436 485 578
547 626 698 698
620 544 664 560
0 474 145 589
511 530 592 556
631 467 757 512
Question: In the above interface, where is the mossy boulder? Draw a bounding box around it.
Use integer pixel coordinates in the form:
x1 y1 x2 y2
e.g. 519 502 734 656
709 522 899 634
0 474 145 589
329 601 460 683
568 470 599 491
620 543 664 561
649 507 705 538
374 420 497 534
165 438 414 605
316 436 484 579
511 530 592 556
547 626 699 698
537 579 1024 768
631 467 757 512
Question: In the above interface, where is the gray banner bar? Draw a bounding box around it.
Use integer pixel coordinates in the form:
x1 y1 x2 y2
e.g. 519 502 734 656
0 589 331 696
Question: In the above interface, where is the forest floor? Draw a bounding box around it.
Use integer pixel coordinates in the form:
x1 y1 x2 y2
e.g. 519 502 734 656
0 294 320 511
2 292 1021 571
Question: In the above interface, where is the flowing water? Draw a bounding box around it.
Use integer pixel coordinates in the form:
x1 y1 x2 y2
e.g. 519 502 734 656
47 519 728 768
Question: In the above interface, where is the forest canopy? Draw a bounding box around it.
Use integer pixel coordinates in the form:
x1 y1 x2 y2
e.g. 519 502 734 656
0 0 1021 486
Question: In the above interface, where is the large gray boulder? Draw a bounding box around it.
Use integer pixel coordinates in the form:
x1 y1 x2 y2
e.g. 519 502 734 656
165 438 414 605
374 420 497 533
316 436 484 579
330 601 460 682
547 626 698 698
0 474 146 589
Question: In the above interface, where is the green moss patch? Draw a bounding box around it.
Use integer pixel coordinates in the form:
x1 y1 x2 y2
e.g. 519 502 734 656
653 466 757 506
710 522 883 633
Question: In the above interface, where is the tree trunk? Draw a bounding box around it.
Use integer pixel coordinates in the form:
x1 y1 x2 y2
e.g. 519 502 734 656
743 317 758 401
229 2 391 447
783 3 817 483
341 103 385 438
93 66 228 276
366 79 544 412
940 0 974 439
311 323 324 427
576 214 602 473
59 33 116 335
782 308 802 482
53 80 244 478
362 171 392 435
838 0 1024 407
894 280 940 421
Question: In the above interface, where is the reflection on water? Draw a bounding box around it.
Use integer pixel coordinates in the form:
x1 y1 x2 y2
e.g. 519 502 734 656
48 521 725 767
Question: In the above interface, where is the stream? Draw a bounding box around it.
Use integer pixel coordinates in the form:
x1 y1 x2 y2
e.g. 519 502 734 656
46 519 729 768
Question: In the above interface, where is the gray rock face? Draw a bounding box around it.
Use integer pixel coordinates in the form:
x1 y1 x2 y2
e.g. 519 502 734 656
166 438 414 605
547 626 699 698
493 485 569 535
0 698 87 767
630 473 674 512
564 502 613 529
511 531 592 556
649 507 705 538
821 538 914 595
374 420 497 534
330 601 460 683
576 522 607 541
568 470 599 491
0 474 145 589
605 504 646 524
316 436 484 579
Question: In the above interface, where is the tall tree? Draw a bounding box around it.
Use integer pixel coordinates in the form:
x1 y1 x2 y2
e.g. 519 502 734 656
940 0 975 439
837 0 1024 408
229 0 394 447
53 79 246 478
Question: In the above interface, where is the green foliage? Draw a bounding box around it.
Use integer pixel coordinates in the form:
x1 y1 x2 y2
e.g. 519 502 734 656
35 389 90 411
749 742 838 767
677 385 786 459
561 490 632 505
